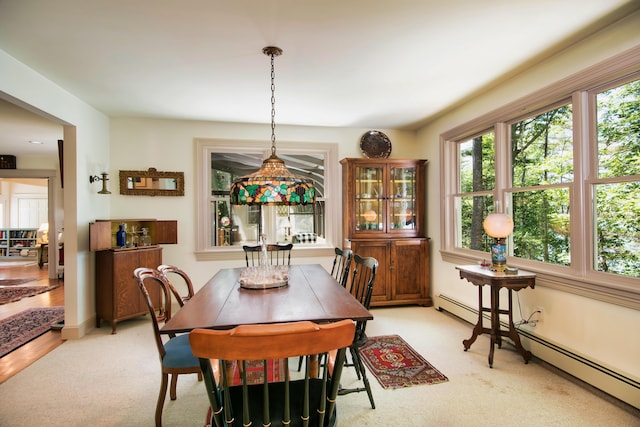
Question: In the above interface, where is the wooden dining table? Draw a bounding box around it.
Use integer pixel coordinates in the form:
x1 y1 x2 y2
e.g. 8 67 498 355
161 264 373 334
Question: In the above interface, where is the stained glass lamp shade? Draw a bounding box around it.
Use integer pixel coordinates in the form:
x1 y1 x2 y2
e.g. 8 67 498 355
230 150 315 205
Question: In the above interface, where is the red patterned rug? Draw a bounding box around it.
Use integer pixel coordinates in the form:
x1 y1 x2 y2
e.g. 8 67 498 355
227 358 286 386
0 284 60 305
0 307 64 357
0 279 36 286
359 335 448 389
204 358 286 424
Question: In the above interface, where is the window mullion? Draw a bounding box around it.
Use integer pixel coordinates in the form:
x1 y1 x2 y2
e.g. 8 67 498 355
493 122 510 212
572 90 592 276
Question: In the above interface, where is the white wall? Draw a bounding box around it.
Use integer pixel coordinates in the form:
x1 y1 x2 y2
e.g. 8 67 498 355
418 11 640 406
109 117 417 287
1 49 110 339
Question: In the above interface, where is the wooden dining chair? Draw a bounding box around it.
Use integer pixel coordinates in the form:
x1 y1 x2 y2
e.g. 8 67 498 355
190 319 355 427
157 264 195 306
243 243 293 267
338 253 377 409
133 267 202 427
330 247 353 288
297 247 353 371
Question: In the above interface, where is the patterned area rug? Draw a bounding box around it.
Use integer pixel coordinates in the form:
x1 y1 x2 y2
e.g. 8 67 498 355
204 358 286 424
359 335 448 389
227 359 286 386
0 278 36 286
0 284 61 305
0 307 64 357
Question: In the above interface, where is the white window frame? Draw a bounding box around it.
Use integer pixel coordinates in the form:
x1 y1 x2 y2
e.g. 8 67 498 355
195 138 340 260
440 46 640 309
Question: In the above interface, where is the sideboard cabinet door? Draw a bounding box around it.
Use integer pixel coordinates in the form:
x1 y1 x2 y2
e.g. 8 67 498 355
95 246 162 333
350 238 430 307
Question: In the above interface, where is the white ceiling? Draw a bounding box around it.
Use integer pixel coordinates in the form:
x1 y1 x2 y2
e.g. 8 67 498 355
0 0 636 157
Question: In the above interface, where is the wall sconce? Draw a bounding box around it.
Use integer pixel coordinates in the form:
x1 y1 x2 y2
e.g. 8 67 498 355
89 172 111 194
483 212 514 272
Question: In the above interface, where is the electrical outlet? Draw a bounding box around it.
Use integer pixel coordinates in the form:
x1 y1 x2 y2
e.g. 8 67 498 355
535 306 544 322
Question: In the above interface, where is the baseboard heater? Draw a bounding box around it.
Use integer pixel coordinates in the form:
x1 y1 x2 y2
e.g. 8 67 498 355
437 294 640 409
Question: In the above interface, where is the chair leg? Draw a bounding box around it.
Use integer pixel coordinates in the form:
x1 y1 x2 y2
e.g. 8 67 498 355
170 373 178 400
337 346 376 409
348 346 361 380
156 373 169 427
352 350 376 409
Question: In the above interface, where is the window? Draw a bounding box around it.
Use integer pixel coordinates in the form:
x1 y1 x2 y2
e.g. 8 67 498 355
593 79 640 277
455 132 495 253
196 139 338 255
441 51 640 306
510 103 573 266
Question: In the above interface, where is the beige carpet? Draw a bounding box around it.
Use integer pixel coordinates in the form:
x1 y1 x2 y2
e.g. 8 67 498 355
0 306 638 426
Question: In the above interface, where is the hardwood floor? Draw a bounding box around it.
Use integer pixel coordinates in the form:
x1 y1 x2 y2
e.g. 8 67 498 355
0 261 64 383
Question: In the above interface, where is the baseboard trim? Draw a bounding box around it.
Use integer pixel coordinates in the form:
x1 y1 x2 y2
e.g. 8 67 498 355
437 294 640 409
60 315 94 340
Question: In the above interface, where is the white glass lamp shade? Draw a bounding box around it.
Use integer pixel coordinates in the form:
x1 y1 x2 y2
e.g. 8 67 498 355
483 213 514 238
37 223 49 244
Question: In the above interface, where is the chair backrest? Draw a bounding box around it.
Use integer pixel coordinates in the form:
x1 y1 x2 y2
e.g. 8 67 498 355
330 247 353 288
157 264 195 307
243 243 293 267
348 254 378 343
190 320 355 427
133 267 175 361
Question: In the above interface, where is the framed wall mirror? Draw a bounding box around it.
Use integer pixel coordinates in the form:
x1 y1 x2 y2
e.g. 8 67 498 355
119 168 185 196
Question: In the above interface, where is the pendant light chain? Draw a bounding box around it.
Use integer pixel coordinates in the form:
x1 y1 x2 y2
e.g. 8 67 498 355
270 51 277 157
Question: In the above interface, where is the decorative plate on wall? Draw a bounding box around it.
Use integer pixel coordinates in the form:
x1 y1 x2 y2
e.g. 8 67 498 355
360 130 392 158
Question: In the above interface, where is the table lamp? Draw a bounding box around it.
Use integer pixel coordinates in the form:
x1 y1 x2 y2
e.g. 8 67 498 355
483 212 514 272
37 223 49 244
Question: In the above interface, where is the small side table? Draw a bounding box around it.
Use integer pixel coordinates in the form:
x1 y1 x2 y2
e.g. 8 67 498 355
456 264 536 367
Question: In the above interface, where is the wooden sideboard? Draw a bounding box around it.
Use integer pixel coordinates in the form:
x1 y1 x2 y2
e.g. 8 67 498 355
90 218 177 333
95 246 162 333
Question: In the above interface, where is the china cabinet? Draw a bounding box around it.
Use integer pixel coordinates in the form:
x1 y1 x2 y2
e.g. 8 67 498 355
90 219 178 333
340 158 431 307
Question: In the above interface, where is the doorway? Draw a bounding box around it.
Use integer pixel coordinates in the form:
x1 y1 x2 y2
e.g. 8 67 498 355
0 173 61 279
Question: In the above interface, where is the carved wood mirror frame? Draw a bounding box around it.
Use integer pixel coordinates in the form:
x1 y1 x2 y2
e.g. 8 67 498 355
119 168 185 196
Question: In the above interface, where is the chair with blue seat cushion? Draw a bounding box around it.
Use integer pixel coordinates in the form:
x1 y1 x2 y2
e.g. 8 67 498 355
133 267 202 427
157 264 195 306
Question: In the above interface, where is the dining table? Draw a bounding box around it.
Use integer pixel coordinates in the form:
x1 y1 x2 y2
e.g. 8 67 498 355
161 263 373 335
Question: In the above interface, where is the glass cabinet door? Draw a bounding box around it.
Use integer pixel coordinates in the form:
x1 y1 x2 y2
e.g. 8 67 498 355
341 157 426 239
389 166 417 231
355 166 384 231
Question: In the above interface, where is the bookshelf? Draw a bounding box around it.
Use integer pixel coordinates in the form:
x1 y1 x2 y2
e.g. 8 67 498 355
0 228 38 259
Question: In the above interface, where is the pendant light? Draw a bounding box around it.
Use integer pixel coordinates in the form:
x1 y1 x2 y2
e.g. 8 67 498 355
230 46 316 205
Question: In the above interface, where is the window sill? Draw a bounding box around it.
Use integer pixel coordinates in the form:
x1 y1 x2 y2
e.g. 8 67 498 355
195 245 336 262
